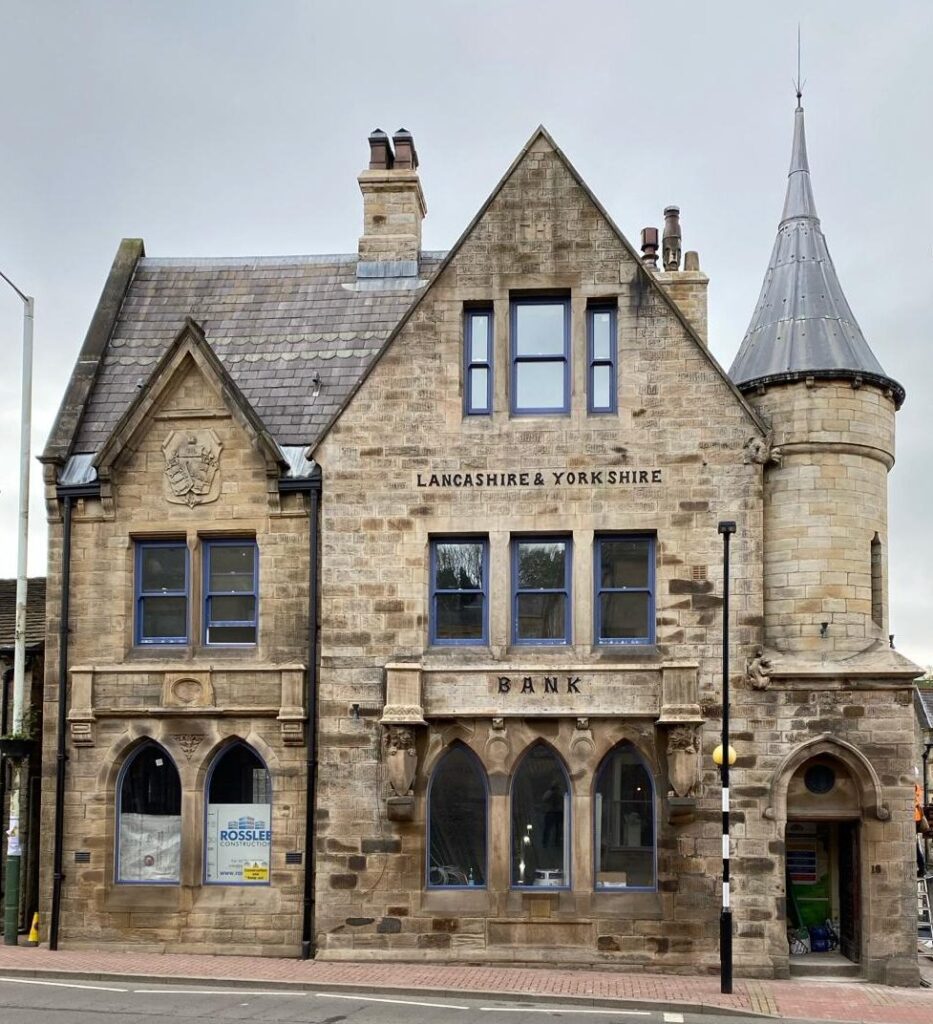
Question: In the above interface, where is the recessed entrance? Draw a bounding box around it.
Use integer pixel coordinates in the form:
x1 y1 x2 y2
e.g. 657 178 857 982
785 755 863 973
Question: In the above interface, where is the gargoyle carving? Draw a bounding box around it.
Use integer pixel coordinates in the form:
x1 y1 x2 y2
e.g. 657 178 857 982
746 645 773 691
743 433 782 467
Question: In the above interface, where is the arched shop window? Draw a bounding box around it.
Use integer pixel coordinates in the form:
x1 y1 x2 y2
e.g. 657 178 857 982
594 743 656 889
427 744 488 887
205 743 272 885
510 744 571 888
116 742 181 884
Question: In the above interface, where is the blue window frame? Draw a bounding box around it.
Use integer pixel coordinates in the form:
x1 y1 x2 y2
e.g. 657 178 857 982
203 540 258 646
204 742 272 886
510 298 570 414
511 537 571 645
594 535 655 644
427 743 489 888
430 538 488 644
135 540 189 645
587 304 617 413
116 742 182 885
464 308 493 415
510 743 572 889
594 742 657 890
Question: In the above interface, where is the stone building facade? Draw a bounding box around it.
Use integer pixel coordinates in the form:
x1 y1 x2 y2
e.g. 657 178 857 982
38 112 921 981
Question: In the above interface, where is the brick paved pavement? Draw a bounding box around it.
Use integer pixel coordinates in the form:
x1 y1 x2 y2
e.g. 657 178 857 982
0 946 930 1023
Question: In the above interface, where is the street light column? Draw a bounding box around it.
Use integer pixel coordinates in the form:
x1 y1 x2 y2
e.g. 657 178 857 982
717 520 737 995
1 271 34 946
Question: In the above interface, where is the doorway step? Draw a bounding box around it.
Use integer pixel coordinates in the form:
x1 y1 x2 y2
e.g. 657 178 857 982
790 951 861 980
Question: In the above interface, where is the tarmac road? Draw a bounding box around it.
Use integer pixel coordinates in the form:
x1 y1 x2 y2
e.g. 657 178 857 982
0 976 815 1024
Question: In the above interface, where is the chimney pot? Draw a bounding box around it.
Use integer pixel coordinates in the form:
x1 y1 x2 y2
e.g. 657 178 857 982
683 250 700 272
368 129 393 170
640 227 659 269
392 129 418 170
663 206 682 271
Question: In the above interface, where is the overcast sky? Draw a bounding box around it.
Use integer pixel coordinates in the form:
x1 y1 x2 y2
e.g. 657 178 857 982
1 1 931 666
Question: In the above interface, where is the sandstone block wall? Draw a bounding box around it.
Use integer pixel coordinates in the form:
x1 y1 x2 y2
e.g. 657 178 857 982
39 353 311 954
753 381 896 653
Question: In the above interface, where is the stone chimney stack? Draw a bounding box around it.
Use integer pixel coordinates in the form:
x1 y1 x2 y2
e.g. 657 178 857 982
358 127 426 266
654 206 709 344
640 227 659 269
662 206 682 271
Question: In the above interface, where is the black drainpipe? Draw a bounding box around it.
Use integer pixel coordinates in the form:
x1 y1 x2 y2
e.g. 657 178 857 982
280 469 321 960
49 483 96 950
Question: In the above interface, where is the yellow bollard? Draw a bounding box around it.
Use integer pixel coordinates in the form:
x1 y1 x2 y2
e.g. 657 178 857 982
26 913 38 947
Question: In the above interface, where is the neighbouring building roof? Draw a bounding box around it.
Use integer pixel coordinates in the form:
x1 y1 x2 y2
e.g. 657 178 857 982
730 102 905 406
916 686 933 731
0 578 46 653
69 252 445 455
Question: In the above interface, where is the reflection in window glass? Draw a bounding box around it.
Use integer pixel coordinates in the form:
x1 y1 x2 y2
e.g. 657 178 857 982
428 745 487 887
513 539 570 643
596 536 654 643
594 745 655 888
465 310 493 415
511 745 570 887
117 743 181 883
205 744 272 885
511 299 569 414
204 541 258 645
431 539 487 643
514 303 565 355
136 542 188 644
587 306 616 413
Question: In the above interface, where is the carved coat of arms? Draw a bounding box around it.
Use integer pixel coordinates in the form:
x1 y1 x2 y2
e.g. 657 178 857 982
162 429 223 506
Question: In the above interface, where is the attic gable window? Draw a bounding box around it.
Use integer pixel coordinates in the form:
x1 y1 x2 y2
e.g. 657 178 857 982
587 304 617 413
510 298 570 414
135 541 189 645
464 309 493 415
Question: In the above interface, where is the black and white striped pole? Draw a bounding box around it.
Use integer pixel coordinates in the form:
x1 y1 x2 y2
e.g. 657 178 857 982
716 520 737 995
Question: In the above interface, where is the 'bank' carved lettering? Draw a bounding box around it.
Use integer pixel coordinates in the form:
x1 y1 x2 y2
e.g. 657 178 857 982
496 675 584 696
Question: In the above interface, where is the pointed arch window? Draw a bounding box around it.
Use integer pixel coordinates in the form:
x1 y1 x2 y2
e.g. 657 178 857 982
116 742 182 884
427 744 488 887
511 744 571 888
594 743 656 889
205 743 272 885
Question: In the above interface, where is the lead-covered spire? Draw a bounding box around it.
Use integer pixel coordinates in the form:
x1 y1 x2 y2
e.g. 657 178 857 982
729 102 904 405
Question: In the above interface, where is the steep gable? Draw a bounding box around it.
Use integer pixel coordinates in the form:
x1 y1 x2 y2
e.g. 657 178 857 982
311 127 765 453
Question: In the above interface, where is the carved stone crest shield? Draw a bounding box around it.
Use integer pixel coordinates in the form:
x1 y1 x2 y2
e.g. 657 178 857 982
162 429 222 506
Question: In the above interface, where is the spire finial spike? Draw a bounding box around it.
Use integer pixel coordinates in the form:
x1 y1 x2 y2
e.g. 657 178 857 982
794 24 804 109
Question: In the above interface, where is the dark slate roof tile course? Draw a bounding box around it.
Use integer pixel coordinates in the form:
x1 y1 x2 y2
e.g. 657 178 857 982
74 252 445 451
0 578 46 652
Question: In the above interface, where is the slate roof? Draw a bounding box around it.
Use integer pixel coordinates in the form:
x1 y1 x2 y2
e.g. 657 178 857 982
916 687 933 731
71 253 445 453
730 103 905 406
0 578 46 652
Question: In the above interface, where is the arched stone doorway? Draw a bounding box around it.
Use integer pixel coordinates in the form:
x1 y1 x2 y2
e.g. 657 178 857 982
767 735 890 974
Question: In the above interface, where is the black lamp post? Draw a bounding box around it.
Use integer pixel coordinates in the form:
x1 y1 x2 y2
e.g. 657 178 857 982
717 520 737 995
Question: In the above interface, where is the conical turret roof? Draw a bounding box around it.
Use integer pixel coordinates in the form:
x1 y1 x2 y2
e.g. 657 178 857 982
730 102 904 406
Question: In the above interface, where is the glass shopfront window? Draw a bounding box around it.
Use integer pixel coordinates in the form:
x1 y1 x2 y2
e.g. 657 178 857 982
510 744 571 888
427 744 487 887
594 743 656 889
116 742 182 884
205 743 272 885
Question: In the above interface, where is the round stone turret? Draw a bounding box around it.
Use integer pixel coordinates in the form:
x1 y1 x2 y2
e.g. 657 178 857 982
731 102 904 656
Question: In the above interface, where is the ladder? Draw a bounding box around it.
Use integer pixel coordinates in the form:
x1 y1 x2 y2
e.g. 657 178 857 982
919 876 933 947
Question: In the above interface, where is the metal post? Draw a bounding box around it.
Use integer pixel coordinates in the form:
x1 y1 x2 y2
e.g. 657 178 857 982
718 520 736 995
0 272 33 945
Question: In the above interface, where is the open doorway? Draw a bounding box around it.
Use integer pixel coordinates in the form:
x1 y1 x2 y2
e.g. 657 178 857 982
784 754 864 969
786 819 860 964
